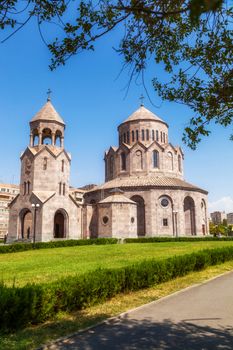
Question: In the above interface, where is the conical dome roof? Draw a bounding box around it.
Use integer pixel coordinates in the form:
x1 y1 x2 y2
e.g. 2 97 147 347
30 100 65 125
122 105 165 124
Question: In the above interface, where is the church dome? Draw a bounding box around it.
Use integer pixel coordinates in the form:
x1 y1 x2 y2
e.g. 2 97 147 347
30 100 65 125
122 105 167 127
117 105 169 147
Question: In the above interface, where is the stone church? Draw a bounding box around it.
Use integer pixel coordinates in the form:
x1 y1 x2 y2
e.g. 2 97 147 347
8 98 208 242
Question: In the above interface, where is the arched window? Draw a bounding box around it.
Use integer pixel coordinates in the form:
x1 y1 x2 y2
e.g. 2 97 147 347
123 133 126 143
63 183 66 196
43 157 48 170
61 160 65 172
132 130 135 142
59 182 62 195
42 128 52 145
33 129 39 146
142 130 145 141
160 131 163 142
156 130 159 141
121 152 126 171
55 131 62 147
168 152 173 170
152 150 159 168
135 150 143 170
178 155 182 172
146 129 149 141
136 130 139 141
152 130 155 141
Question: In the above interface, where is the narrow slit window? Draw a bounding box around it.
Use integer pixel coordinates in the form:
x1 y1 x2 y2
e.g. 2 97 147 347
142 130 145 141
121 153 126 171
127 131 130 144
152 130 155 141
43 157 47 170
132 130 135 142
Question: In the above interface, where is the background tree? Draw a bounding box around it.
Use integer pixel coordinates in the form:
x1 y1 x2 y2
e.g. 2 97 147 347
0 0 232 149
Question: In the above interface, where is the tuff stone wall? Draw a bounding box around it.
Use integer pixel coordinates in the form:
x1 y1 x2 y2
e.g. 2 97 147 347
85 187 209 237
97 202 137 238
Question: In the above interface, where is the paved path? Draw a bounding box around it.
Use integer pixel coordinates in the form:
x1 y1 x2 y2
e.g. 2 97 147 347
45 272 233 350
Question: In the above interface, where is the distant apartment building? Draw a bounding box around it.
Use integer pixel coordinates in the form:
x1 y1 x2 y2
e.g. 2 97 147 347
227 213 233 225
0 184 19 238
210 211 227 225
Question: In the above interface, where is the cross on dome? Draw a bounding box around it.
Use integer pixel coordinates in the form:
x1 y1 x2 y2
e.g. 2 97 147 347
47 88 52 101
139 94 145 106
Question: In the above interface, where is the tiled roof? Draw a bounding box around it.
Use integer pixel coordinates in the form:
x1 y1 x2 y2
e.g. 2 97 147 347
99 194 136 204
121 106 166 124
32 191 55 203
30 101 65 125
88 175 207 194
28 145 63 157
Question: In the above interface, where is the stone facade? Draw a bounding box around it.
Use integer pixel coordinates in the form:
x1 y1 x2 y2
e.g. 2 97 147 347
0 184 19 238
8 99 81 242
85 105 209 238
8 100 209 241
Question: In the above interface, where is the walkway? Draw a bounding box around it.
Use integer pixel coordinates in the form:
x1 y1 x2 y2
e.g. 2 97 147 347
44 271 233 350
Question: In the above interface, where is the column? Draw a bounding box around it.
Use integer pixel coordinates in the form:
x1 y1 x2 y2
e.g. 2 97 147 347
52 132 55 146
30 134 33 147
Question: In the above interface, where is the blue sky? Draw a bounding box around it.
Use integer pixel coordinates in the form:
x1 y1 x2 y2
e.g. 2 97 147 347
0 18 232 213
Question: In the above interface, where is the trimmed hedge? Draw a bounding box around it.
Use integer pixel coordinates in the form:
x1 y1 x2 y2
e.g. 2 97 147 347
2 236 233 255
0 238 118 254
124 236 233 243
1 246 233 331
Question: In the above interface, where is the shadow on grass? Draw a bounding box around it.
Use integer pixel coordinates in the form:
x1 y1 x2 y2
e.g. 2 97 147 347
43 316 233 350
0 311 110 350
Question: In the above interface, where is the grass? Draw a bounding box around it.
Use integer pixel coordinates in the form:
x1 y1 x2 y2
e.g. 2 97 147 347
0 260 233 350
2 241 233 286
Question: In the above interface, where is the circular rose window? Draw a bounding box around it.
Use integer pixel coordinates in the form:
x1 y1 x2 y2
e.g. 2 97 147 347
102 216 109 224
161 198 169 208
131 217 135 223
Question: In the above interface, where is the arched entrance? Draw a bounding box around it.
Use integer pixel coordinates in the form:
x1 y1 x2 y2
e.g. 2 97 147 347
20 209 33 239
54 210 68 238
184 196 196 236
131 195 146 236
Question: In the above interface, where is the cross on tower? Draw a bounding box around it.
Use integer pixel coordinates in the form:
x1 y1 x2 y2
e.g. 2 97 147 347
47 88 52 101
139 94 145 106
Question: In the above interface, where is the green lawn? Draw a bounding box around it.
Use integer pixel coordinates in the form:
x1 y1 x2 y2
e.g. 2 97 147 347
2 241 233 286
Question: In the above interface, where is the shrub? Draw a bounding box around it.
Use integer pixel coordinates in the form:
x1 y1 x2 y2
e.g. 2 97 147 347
124 236 233 244
0 238 118 254
1 246 233 331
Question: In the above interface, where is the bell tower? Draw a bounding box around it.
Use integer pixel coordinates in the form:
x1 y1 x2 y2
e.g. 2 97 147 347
19 95 71 196
8 95 81 243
